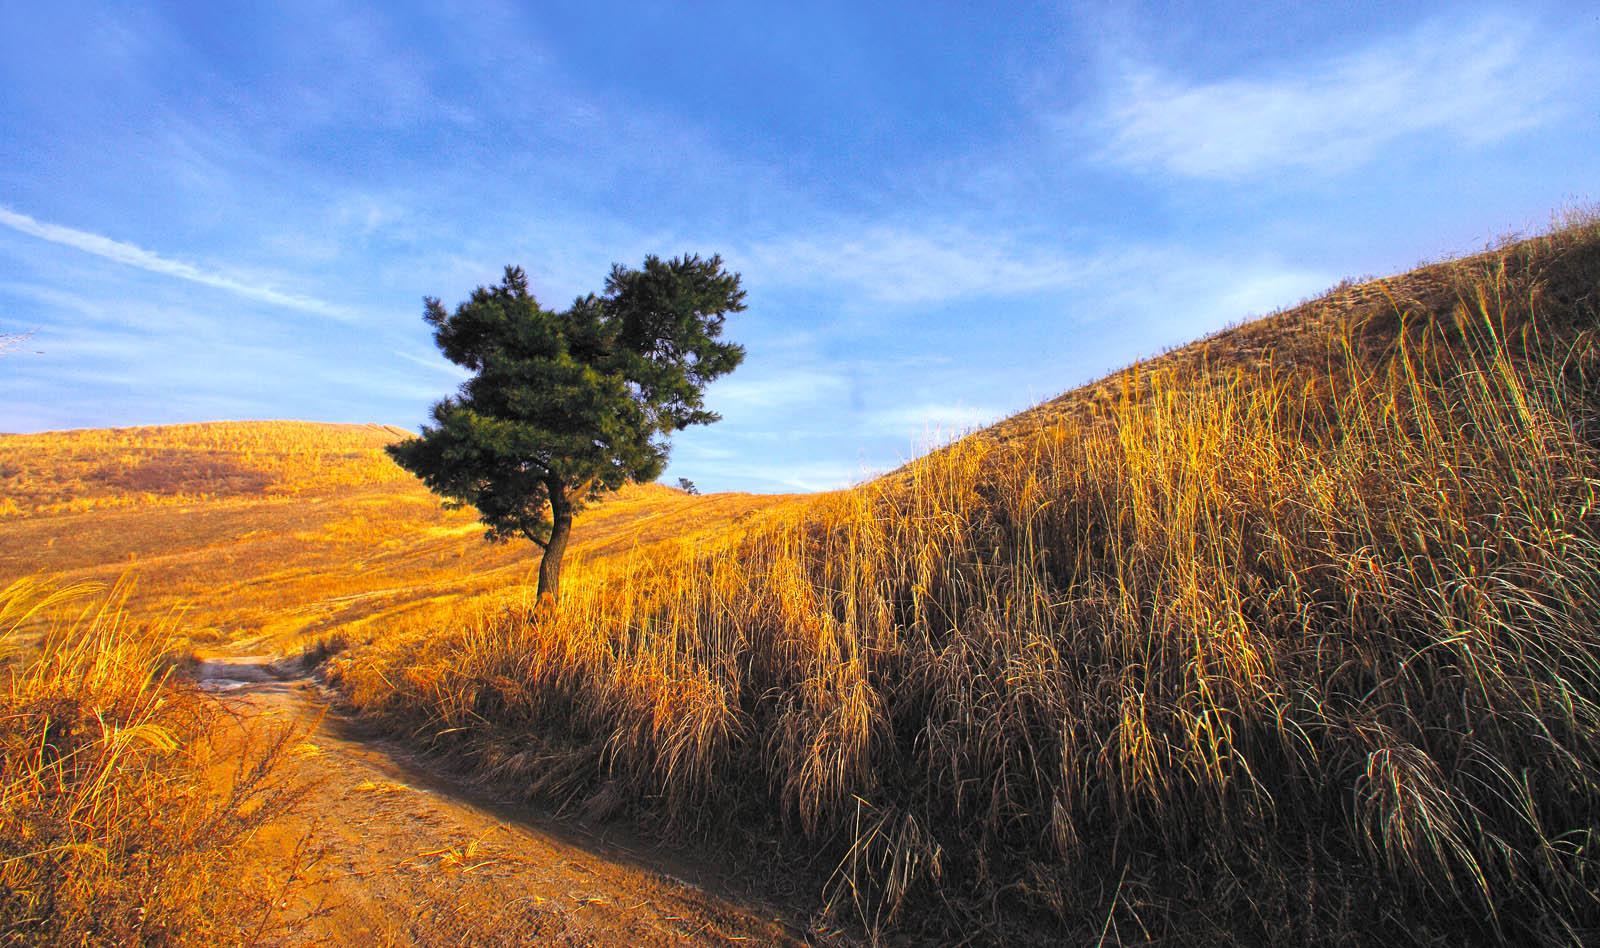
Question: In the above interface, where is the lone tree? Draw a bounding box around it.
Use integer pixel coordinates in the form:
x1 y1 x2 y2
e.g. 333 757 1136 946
389 254 745 602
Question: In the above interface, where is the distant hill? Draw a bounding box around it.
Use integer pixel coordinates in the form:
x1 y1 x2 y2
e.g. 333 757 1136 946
0 420 413 516
0 420 800 649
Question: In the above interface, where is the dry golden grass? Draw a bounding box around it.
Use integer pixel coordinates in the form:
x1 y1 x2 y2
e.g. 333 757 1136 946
6 217 1597 944
0 430 795 948
0 578 305 947
0 421 411 516
327 216 1600 944
0 420 799 654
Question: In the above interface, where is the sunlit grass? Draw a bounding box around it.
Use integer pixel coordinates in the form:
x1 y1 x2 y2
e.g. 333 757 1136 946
329 217 1600 943
0 415 799 656
0 578 305 947
0 421 413 516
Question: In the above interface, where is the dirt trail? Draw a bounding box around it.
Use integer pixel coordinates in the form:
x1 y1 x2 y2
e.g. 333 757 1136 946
195 656 825 948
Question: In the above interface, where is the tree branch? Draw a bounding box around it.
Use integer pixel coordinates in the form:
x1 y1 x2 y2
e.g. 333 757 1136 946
520 527 549 550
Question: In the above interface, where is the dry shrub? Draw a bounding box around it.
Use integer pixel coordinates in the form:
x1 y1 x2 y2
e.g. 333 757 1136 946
0 579 305 947
332 219 1600 944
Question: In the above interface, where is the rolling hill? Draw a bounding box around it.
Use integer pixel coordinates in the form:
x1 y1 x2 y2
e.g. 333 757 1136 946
324 216 1600 945
5 214 1600 945
0 420 800 650
0 422 809 948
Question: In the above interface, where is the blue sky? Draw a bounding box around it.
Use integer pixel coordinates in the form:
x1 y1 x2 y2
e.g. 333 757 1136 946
2 1 1596 492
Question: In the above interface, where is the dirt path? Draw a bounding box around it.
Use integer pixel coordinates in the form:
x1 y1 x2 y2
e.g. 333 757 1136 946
195 656 828 948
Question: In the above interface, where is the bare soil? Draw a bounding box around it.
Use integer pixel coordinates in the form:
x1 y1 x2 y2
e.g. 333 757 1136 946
194 655 832 948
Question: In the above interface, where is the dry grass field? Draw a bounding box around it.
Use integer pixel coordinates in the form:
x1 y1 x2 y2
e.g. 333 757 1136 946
5 214 1600 946
0 421 799 652
325 216 1600 945
0 421 802 946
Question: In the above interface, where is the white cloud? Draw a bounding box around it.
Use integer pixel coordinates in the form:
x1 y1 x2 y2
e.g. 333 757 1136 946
391 347 471 379
696 457 867 494
0 281 213 335
0 205 353 320
748 226 1089 305
864 402 1002 440
710 368 847 410
1093 255 1334 338
1094 14 1585 180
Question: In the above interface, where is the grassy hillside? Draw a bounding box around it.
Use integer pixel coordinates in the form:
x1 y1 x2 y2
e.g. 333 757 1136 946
327 216 1600 945
0 421 412 515
0 420 800 651
0 424 801 946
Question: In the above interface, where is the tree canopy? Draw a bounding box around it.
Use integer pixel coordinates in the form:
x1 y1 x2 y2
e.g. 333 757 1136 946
388 254 746 600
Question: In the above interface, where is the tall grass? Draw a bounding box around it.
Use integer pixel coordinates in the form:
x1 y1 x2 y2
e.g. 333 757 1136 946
1 578 303 947
332 222 1600 943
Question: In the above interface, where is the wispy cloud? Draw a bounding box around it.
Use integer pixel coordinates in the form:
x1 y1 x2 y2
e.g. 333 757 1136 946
391 347 471 378
749 226 1088 305
864 401 1002 440
690 457 868 493
0 205 353 319
1094 15 1584 180
710 368 846 410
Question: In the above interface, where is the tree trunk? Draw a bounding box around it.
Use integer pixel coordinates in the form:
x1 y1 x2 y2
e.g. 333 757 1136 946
537 478 573 603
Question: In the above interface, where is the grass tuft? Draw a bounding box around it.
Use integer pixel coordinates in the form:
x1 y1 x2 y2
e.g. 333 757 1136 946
1 578 304 947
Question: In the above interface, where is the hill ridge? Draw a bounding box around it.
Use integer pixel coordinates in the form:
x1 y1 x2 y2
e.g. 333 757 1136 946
943 218 1600 458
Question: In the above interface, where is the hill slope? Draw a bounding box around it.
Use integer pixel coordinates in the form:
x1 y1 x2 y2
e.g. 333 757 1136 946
981 216 1599 449
0 420 800 649
328 217 1600 946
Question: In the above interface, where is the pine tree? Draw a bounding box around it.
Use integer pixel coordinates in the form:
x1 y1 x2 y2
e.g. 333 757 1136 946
389 254 745 601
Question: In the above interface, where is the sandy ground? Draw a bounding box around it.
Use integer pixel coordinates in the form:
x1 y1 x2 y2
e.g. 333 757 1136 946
194 655 832 948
